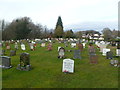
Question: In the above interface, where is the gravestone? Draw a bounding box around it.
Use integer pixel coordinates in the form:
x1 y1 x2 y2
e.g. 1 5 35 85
73 50 81 59
15 42 18 49
47 43 52 51
102 48 110 56
17 53 31 71
41 43 46 47
62 59 74 73
6 45 10 50
89 54 98 64
88 46 96 55
82 43 86 48
99 44 107 52
71 43 76 48
110 60 119 67
29 42 34 51
65 43 68 47
106 51 113 59
116 49 120 56
1 50 5 55
58 47 65 58
21 44 26 50
10 50 16 56
0 56 12 69
77 43 83 51
58 46 61 51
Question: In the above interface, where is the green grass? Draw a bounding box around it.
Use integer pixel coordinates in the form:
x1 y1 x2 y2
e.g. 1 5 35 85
2 42 118 88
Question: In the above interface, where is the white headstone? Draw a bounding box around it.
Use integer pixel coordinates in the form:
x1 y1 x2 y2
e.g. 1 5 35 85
62 59 74 73
116 49 120 56
58 47 61 51
21 44 25 50
41 43 46 47
102 48 110 56
71 43 76 48
82 43 86 48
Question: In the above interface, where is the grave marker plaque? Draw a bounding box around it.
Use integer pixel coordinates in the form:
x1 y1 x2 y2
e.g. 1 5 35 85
62 59 74 73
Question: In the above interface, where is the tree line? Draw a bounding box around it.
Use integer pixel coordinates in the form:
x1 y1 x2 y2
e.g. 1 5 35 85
1 16 120 41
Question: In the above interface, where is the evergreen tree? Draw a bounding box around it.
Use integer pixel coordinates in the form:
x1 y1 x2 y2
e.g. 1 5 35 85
54 16 64 38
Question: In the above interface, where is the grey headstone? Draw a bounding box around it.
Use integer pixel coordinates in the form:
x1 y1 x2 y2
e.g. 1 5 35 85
1 50 5 55
0 56 12 69
106 51 113 59
73 50 81 59
10 50 16 56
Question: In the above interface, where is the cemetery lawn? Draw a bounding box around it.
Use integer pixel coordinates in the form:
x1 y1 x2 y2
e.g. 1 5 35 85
2 42 118 88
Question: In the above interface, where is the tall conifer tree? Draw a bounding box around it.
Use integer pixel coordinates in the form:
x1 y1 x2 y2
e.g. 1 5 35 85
54 16 64 38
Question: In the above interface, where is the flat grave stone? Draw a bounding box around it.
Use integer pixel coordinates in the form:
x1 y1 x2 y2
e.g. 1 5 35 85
73 50 81 59
0 56 12 69
62 59 74 73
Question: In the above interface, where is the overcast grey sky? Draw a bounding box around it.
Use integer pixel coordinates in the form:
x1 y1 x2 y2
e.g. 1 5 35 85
0 0 119 31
